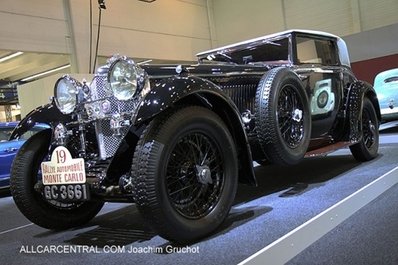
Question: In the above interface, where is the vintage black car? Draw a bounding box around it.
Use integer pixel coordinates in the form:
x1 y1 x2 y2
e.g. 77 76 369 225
10 30 380 243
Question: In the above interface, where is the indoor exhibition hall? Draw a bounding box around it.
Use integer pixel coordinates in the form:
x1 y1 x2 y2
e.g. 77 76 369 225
0 1 397 264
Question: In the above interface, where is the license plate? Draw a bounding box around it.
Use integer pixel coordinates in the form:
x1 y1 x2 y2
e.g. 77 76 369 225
41 146 89 201
44 184 90 201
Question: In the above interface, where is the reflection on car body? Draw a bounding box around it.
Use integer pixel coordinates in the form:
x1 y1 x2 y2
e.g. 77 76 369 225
311 79 335 116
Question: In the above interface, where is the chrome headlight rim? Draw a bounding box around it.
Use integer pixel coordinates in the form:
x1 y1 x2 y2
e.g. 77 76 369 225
54 75 79 115
107 57 147 101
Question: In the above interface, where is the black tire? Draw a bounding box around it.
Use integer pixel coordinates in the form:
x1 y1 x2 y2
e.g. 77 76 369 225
10 129 104 230
255 67 311 165
349 98 379 161
131 106 238 243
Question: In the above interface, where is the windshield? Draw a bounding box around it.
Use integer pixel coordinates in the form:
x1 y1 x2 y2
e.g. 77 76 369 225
202 37 290 64
0 128 13 141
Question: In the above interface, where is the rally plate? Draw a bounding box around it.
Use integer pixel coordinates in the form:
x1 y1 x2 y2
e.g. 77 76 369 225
41 146 90 201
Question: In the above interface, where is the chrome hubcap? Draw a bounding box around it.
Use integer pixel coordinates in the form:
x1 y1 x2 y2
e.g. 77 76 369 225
195 165 212 185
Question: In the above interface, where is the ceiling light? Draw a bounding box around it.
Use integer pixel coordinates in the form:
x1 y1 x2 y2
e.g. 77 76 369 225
138 0 156 3
21 64 71 82
0 51 24 63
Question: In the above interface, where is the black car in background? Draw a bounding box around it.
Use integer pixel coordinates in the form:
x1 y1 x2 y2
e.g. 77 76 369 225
10 30 380 243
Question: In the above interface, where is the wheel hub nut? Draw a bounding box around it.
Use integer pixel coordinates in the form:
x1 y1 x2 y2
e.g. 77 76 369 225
195 165 212 185
292 109 303 122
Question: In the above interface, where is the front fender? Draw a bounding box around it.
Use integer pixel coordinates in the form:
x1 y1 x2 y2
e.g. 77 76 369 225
134 75 257 186
135 75 234 124
10 103 71 140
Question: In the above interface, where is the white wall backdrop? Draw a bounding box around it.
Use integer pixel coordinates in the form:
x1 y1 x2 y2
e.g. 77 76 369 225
0 0 212 73
212 0 398 46
1 0 398 69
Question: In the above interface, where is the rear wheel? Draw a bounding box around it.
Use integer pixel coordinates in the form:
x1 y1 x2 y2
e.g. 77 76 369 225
132 106 238 243
350 98 379 161
10 129 104 229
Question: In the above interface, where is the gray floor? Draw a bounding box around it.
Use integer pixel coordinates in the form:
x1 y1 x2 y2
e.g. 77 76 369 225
0 127 397 265
288 183 398 265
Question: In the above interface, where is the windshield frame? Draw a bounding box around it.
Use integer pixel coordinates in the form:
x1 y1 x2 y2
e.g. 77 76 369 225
198 34 293 65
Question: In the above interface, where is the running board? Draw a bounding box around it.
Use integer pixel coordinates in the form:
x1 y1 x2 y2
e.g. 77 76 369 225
305 141 351 158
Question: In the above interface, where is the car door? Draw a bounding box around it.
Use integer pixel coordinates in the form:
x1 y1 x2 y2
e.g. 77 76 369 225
294 35 343 138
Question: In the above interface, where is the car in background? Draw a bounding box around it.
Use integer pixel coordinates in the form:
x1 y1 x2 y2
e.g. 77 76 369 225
0 122 47 189
374 68 398 121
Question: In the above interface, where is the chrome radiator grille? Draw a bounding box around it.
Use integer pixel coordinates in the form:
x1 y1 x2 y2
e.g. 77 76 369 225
90 76 136 160
90 75 111 101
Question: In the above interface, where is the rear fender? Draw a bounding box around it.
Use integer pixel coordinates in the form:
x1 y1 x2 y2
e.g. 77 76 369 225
347 81 381 142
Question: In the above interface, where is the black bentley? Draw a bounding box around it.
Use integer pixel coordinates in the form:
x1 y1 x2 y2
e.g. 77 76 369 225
10 30 380 243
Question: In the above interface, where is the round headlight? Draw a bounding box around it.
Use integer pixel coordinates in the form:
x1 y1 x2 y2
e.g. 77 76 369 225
108 60 138 101
54 76 78 114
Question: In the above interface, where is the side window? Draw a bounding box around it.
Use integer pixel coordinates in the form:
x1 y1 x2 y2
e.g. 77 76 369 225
0 128 13 141
296 37 338 65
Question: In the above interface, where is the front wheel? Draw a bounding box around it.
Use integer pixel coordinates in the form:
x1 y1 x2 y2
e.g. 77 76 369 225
132 106 238 243
349 98 379 161
10 129 104 230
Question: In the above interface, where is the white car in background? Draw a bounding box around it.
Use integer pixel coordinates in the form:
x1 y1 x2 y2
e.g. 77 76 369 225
374 68 398 121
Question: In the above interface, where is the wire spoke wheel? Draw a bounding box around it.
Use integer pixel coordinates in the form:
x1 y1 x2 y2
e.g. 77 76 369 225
362 108 376 148
255 67 311 165
132 106 238 242
166 132 224 219
277 84 305 148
